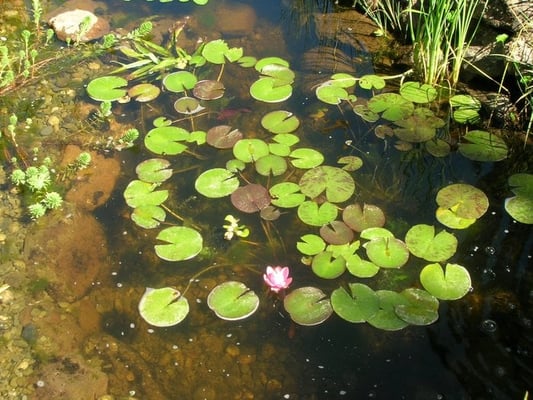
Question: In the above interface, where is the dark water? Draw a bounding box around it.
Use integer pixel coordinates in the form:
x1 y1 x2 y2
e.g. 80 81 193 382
82 0 533 398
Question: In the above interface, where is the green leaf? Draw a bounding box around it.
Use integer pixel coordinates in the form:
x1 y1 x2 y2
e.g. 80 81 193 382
86 76 128 101
284 287 333 326
128 83 160 102
395 288 439 325
155 226 203 261
250 77 292 103
135 158 173 183
436 183 489 219
331 283 379 323
405 224 457 262
233 139 270 163
131 205 166 229
299 166 355 203
138 287 189 327
316 83 349 105
289 148 324 169
399 81 437 103
366 290 409 331
297 201 338 226
261 110 300 134
458 130 508 161
255 154 288 176
297 234 326 256
358 74 386 90
364 237 409 269
124 180 168 208
330 73 357 88
207 281 259 321
367 93 414 121
145 126 190 155
195 168 239 198
342 203 385 232
270 182 305 208
311 251 346 279
419 263 471 300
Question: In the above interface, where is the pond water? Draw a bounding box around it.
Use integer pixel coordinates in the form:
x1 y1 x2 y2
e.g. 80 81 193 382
1 0 532 399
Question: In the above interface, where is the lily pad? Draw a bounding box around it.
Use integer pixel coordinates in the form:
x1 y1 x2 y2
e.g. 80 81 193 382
128 83 160 102
254 57 289 72
297 201 338 226
337 155 363 171
131 205 166 229
319 221 354 245
435 207 476 230
86 76 128 101
316 83 349 105
504 173 533 224
330 73 357 88
155 226 203 261
233 139 270 163
135 158 173 183
359 74 386 90
393 108 445 143
449 94 481 124
283 286 333 326
230 184 271 213
405 224 457 262
436 183 489 219
399 81 437 104
207 281 259 321
299 166 355 203
174 97 205 114
250 77 292 103
138 287 189 327
124 180 168 208
311 251 346 279
342 203 385 232
206 125 243 149
345 254 380 278
425 138 451 157
353 104 379 122
261 110 300 134
195 168 239 198
367 93 415 121
330 283 379 323
163 71 198 93
364 237 409 269
289 148 324 169
145 126 190 155
458 130 508 161
269 182 305 208
255 154 288 176
297 234 326 256
193 80 225 100
395 288 439 326
202 39 243 64
419 263 471 300
366 290 410 331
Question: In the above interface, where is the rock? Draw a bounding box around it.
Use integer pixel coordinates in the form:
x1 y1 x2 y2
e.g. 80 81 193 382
214 3 257 36
48 9 110 43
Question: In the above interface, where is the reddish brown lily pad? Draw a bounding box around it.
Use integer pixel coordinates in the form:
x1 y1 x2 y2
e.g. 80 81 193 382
230 184 271 213
319 220 354 245
206 125 243 149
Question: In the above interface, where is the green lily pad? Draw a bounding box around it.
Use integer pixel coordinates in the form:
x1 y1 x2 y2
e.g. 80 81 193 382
508 173 533 197
296 234 326 256
449 94 481 124
124 180 168 208
425 138 451 157
393 109 445 143
419 263 471 300
458 130 508 161
135 158 173 183
259 64 295 85
337 155 363 171
269 182 305 208
233 139 270 163
261 110 300 134
364 237 409 269
399 81 437 104
250 77 293 103
330 73 357 88
289 148 325 169
297 201 338 226
299 166 355 203
145 126 190 155
272 133 300 146
254 57 289 72
138 287 189 327
342 203 385 232
131 205 166 229
330 283 379 323
202 39 243 64
436 183 489 219
174 97 205 114
195 168 239 198
193 80 225 100
405 224 457 262
367 93 415 121
86 76 128 101
358 74 386 90
311 251 346 279
206 125 243 149
395 288 439 326
128 83 160 102
319 221 354 245
366 290 409 331
230 183 270 213
283 286 333 326
162 71 198 93
316 83 349 105
255 154 288 176
360 227 394 240
155 226 203 261
345 254 380 278
353 104 380 122
237 56 257 68
504 196 533 224
435 207 476 230
207 281 259 321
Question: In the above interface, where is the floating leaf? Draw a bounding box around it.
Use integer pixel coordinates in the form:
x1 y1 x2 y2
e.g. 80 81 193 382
311 251 346 279
155 226 203 261
343 203 385 232
145 126 189 155
289 148 324 169
405 224 457 262
86 76 128 101
425 138 451 157
230 184 271 213
193 80 225 100
367 93 414 121
436 183 489 219
138 287 189 327
330 73 357 88
395 288 439 325
131 205 166 229
319 221 354 245
261 110 300 134
331 283 379 323
206 125 243 149
504 173 533 224
299 166 355 203
364 237 409 269
297 201 338 226
260 205 281 221
255 154 288 176
399 81 437 104
128 83 160 102
250 77 292 103
353 104 379 122
360 227 394 240
359 74 386 90
297 234 326 256
366 290 409 331
233 139 270 163
124 180 168 208
458 130 508 161
345 254 379 278
163 71 198 93
255 57 289 72
337 155 363 171
435 207 476 230
270 182 305 208
174 97 204 114
283 287 333 326
195 168 239 198
449 94 481 124
135 158 173 183
316 83 349 105
202 39 242 64
393 108 445 143
207 281 259 321
419 263 471 300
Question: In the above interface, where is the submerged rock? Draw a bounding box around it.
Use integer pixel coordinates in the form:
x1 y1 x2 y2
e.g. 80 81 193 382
48 9 110 43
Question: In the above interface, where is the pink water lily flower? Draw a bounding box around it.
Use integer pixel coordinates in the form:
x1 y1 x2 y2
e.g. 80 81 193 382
263 266 293 293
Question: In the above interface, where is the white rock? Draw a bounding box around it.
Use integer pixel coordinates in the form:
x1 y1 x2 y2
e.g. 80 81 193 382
48 9 110 43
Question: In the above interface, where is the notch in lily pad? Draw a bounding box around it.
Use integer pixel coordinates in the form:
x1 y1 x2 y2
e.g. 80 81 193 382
207 281 259 321
138 287 189 327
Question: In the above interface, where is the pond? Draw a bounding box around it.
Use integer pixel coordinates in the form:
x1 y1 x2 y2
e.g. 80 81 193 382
0 0 532 399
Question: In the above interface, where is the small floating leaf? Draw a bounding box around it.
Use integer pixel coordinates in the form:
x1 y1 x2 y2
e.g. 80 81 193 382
395 288 439 326
458 130 508 161
250 77 292 103
299 166 355 203
207 281 259 321
364 237 409 269
311 251 346 279
419 263 471 300
284 287 333 326
331 283 379 323
195 168 239 198
139 287 189 327
399 81 437 104
163 71 198 93
155 226 203 261
297 234 326 256
343 203 385 232
86 76 128 101
436 183 489 219
297 201 338 226
359 74 386 90
366 290 409 331
261 110 300 134
230 184 271 213
319 221 354 245
316 83 349 105
233 139 270 163
128 83 160 102
206 125 243 149
269 182 305 208
131 205 166 229
145 126 189 155
135 158 173 183
193 80 225 100
367 93 414 121
124 180 168 208
405 224 457 262
289 148 324 169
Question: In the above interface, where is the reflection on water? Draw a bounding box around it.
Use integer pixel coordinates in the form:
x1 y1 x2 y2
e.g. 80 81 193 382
2 0 531 399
